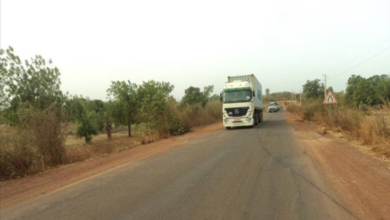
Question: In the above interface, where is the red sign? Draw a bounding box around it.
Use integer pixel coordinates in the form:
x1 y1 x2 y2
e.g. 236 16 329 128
323 91 338 105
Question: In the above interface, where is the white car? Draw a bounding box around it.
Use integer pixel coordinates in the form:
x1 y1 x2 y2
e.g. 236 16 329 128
268 102 279 113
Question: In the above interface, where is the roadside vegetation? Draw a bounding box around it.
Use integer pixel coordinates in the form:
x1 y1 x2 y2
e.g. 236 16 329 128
287 77 390 157
0 47 222 179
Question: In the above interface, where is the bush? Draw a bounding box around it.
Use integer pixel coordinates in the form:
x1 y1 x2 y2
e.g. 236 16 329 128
178 101 222 130
0 126 40 179
133 123 160 144
287 101 390 156
18 105 66 165
0 104 67 179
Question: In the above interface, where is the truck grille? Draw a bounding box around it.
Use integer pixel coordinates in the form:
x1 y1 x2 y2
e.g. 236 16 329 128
225 107 249 117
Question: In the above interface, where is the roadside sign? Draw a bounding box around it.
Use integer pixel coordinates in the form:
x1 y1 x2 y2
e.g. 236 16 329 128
323 91 338 105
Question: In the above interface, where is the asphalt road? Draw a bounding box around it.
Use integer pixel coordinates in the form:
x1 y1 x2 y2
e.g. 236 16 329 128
1 111 357 220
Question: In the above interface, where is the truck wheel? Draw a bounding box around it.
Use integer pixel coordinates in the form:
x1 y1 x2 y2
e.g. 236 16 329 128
254 114 258 126
226 127 231 130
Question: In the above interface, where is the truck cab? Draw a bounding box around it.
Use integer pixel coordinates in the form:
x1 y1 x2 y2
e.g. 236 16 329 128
221 75 263 129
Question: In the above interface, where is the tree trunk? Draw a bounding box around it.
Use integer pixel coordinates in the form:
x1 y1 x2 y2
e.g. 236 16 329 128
106 123 112 140
128 122 132 137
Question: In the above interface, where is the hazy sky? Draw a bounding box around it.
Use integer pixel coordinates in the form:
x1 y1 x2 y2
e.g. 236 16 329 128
1 0 389 100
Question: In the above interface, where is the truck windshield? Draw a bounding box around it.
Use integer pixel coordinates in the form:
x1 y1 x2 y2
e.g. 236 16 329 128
224 90 252 103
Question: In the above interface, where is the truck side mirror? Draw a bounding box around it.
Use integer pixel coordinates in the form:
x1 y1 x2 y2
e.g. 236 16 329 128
220 93 223 102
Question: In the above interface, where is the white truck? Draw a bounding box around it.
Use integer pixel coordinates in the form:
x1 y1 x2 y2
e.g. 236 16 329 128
221 74 263 129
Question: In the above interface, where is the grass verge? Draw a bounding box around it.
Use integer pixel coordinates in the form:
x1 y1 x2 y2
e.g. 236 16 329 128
287 101 390 157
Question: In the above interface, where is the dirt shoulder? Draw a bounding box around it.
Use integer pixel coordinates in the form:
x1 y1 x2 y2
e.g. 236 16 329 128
0 123 223 209
286 112 390 220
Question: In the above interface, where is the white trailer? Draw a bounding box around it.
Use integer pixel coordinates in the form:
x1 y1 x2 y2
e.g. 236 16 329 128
221 74 263 129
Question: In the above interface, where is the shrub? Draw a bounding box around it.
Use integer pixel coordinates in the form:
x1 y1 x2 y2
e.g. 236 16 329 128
0 126 40 179
287 100 390 156
178 101 222 130
133 123 160 144
0 103 67 179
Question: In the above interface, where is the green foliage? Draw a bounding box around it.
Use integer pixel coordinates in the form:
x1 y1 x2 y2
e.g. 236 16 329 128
66 97 99 143
0 47 64 122
303 79 324 99
263 91 293 102
89 99 105 131
102 101 115 139
345 75 389 108
209 94 220 102
168 113 186 135
182 87 204 106
0 47 66 175
166 97 187 135
107 80 138 136
137 80 174 134
374 75 390 107
181 85 214 107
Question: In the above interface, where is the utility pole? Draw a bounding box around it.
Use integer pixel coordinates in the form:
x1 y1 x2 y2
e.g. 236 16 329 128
323 74 327 99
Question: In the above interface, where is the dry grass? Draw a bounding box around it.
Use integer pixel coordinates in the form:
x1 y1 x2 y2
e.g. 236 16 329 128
0 124 161 179
65 125 161 164
0 101 222 180
287 101 390 156
178 101 222 130
0 125 41 179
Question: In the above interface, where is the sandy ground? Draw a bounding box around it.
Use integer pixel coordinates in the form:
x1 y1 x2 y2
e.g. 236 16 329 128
285 113 390 219
0 123 223 209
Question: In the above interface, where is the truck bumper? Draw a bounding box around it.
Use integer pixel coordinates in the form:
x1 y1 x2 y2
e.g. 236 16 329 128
223 116 254 128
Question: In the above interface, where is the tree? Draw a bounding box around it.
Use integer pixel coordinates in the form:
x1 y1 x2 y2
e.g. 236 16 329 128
107 81 138 137
345 75 363 108
137 80 174 133
182 87 203 106
303 79 324 99
0 47 64 112
0 47 66 165
376 74 390 107
203 85 214 101
345 75 384 108
265 88 270 96
102 101 115 140
181 85 214 107
209 94 220 102
84 99 115 140
66 97 99 144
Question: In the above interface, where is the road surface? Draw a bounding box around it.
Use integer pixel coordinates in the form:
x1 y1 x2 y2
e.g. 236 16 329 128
1 111 357 220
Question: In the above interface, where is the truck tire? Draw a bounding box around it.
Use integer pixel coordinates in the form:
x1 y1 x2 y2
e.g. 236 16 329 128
254 114 258 126
226 127 231 130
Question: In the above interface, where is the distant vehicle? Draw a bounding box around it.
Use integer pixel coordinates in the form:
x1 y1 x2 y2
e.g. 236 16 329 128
267 102 280 113
220 74 263 129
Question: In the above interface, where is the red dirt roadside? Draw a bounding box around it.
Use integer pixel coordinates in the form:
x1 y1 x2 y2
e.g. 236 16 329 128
0 123 223 209
2 114 390 220
286 112 390 220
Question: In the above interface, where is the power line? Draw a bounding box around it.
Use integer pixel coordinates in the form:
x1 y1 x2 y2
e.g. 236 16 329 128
329 46 390 79
326 37 390 76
